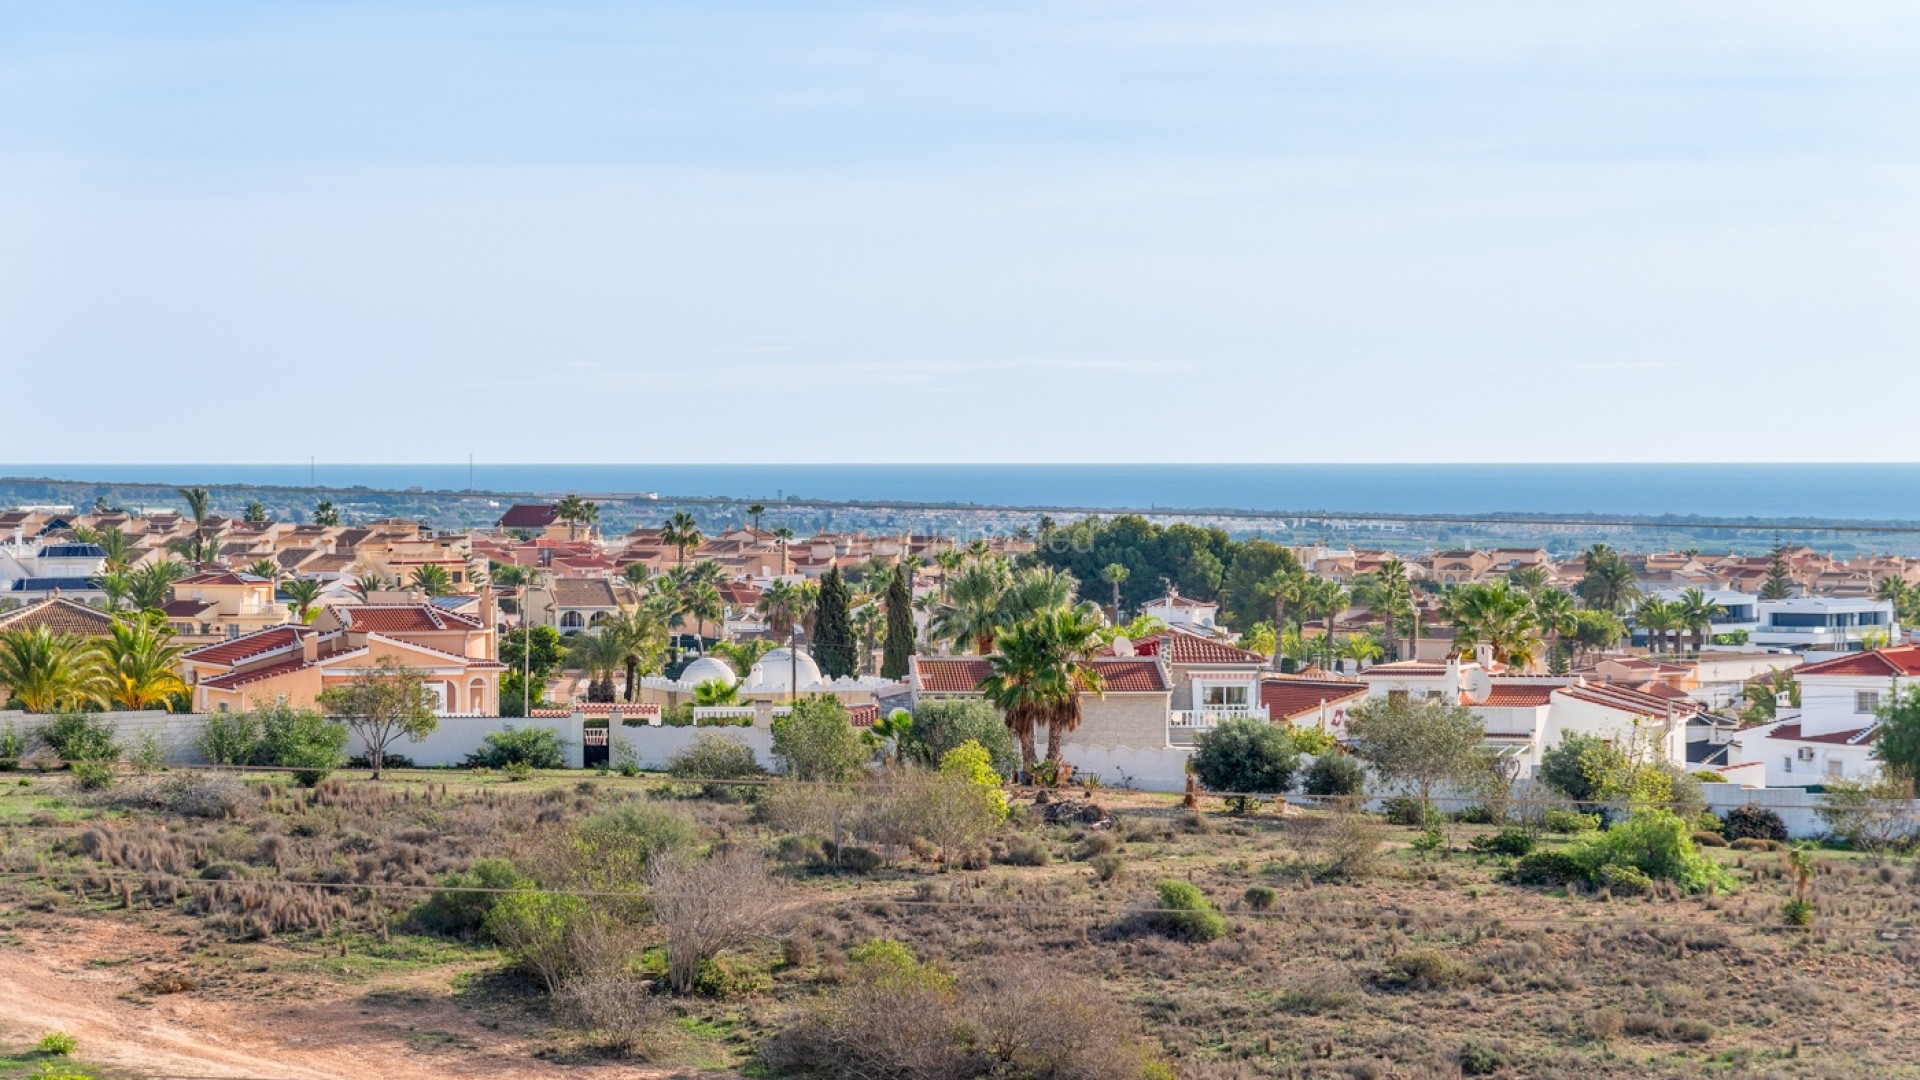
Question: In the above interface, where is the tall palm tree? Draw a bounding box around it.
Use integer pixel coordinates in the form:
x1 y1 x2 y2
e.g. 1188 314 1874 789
1356 560 1414 660
312 500 341 527
0 627 111 713
998 565 1078 626
1298 577 1350 670
1675 588 1726 655
1576 543 1640 613
104 615 188 710
852 602 885 675
746 503 766 531
935 548 967 601
92 528 134 571
772 527 795 575
931 558 1013 654
1532 588 1579 666
410 564 454 597
1262 567 1306 632
1035 608 1108 765
246 558 279 581
96 567 133 613
978 619 1053 779
1447 581 1542 669
243 499 268 523
178 487 213 569
663 512 702 568
620 562 650 593
683 580 724 642
554 496 599 541
282 577 324 622
128 560 187 612
165 533 221 569
1634 598 1681 656
1100 563 1130 624
568 629 628 703
1506 565 1551 595
757 579 806 638
599 606 667 702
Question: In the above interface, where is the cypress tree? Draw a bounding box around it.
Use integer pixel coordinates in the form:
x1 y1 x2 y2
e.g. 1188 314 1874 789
881 565 917 680
814 566 855 680
1761 544 1794 600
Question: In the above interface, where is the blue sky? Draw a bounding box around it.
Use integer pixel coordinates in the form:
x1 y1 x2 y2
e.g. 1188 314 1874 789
3 2 1916 463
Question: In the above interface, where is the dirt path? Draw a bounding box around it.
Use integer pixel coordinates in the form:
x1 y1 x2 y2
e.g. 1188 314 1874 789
0 922 708 1079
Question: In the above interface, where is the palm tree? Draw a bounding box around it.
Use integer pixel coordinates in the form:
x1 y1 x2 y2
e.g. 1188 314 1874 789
178 487 213 569
1336 632 1384 666
1447 581 1542 669
935 548 967 600
0 627 111 713
352 573 386 601
243 500 268 523
998 565 1078 626
92 528 133 571
931 559 1013 654
620 562 651 593
103 615 188 710
1532 588 1578 665
1675 588 1726 655
1356 560 1414 660
96 567 133 613
869 708 913 764
165 533 221 569
568 630 627 703
978 619 1053 779
852 602 884 675
1298 577 1350 670
1262 567 1306 632
691 678 740 707
282 577 324 622
772 527 795 575
1576 543 1640 613
1100 563 1130 624
312 500 341 527
599 606 667 701
683 580 724 642
246 558 279 581
555 494 600 542
1035 608 1108 766
410 564 454 597
490 562 529 590
1635 598 1681 656
1506 565 1551 595
746 503 766 531
663 512 702 568
757 579 806 638
128 560 187 612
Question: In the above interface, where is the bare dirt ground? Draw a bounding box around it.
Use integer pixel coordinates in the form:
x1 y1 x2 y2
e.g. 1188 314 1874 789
0 918 714 1079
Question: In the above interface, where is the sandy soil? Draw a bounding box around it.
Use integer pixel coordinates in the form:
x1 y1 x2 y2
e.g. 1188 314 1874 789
0 919 709 1079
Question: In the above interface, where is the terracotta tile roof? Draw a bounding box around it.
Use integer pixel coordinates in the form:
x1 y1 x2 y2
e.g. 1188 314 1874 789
1262 677 1368 720
1146 594 1215 609
498 504 560 528
161 600 218 619
177 570 270 587
330 604 483 633
913 656 992 693
1766 722 1879 746
575 702 661 717
1473 685 1559 708
1142 631 1267 666
1360 661 1452 677
199 654 320 691
0 598 117 638
184 625 313 666
549 578 620 608
847 703 881 728
1796 646 1920 679
1093 657 1171 692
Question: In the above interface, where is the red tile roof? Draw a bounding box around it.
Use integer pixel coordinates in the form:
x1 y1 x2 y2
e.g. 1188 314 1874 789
184 626 311 666
1766 722 1879 746
1796 646 1920 679
0 598 118 638
161 600 218 619
1094 657 1171 692
848 703 881 728
1140 631 1267 666
330 604 483 633
913 656 992 693
177 571 269 587
1262 677 1368 720
1473 685 1558 708
498 505 560 528
575 702 661 717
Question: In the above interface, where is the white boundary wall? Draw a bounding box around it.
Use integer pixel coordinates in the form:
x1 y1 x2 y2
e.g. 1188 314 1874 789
611 722 774 772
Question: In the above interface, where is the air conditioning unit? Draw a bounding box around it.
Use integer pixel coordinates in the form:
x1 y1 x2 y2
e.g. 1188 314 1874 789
1797 747 1816 762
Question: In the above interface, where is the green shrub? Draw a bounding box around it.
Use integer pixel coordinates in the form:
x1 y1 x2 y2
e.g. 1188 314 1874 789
667 732 766 800
1301 753 1365 798
503 761 533 781
1383 949 1465 990
1569 810 1737 894
1542 807 1600 834
1782 897 1816 927
901 699 1019 779
0 720 24 771
1149 880 1226 942
1597 863 1653 896
1090 854 1125 882
1470 828 1534 857
1189 717 1301 811
1510 850 1586 886
772 696 869 782
1458 1040 1504 1076
1722 804 1789 843
70 761 115 791
1243 885 1278 911
255 704 348 786
1000 835 1051 866
413 858 532 939
36 1030 78 1056
483 890 591 992
463 725 567 769
1288 727 1338 756
195 710 262 766
1382 796 1442 830
39 714 118 764
693 956 771 997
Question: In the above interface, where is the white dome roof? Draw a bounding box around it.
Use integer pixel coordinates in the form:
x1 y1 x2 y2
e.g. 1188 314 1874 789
743 647 823 693
679 656 738 689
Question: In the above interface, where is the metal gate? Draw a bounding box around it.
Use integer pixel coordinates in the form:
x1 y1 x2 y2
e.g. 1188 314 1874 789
583 721 610 768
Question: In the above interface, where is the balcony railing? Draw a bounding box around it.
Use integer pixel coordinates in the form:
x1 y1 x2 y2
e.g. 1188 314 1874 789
1169 705 1269 743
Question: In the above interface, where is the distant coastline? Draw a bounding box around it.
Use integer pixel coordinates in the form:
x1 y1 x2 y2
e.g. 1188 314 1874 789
4 463 1920 523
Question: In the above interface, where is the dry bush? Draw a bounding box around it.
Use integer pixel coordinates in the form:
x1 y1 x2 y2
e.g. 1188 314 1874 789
1292 806 1386 880
960 965 1167 1080
555 971 665 1053
649 849 794 994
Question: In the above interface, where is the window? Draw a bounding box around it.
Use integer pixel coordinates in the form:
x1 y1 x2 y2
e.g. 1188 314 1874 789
1782 756 1792 774
1797 747 1816 762
1856 691 1882 714
1200 684 1248 708
1825 759 1845 779
560 611 585 629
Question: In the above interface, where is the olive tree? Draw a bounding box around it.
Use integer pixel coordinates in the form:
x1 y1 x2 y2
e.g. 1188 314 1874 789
1345 695 1486 821
316 657 439 779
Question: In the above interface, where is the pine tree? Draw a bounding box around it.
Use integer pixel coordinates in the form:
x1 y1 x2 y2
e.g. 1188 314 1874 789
814 567 856 680
881 565 917 680
1761 544 1794 600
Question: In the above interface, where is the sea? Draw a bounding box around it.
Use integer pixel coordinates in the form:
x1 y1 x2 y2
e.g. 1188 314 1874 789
5 464 1920 522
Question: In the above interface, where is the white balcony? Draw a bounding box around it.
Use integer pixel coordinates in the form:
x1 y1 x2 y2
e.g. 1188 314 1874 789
1168 705 1269 744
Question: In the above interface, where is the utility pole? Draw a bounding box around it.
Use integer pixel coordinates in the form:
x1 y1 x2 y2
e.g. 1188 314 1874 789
789 625 800 704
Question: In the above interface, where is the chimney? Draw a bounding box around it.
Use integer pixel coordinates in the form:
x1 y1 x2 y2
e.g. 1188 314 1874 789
301 631 320 664
1474 643 1495 668
479 583 497 629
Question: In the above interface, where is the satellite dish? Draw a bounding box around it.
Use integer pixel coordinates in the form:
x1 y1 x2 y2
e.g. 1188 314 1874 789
1463 667 1494 705
1111 635 1135 657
